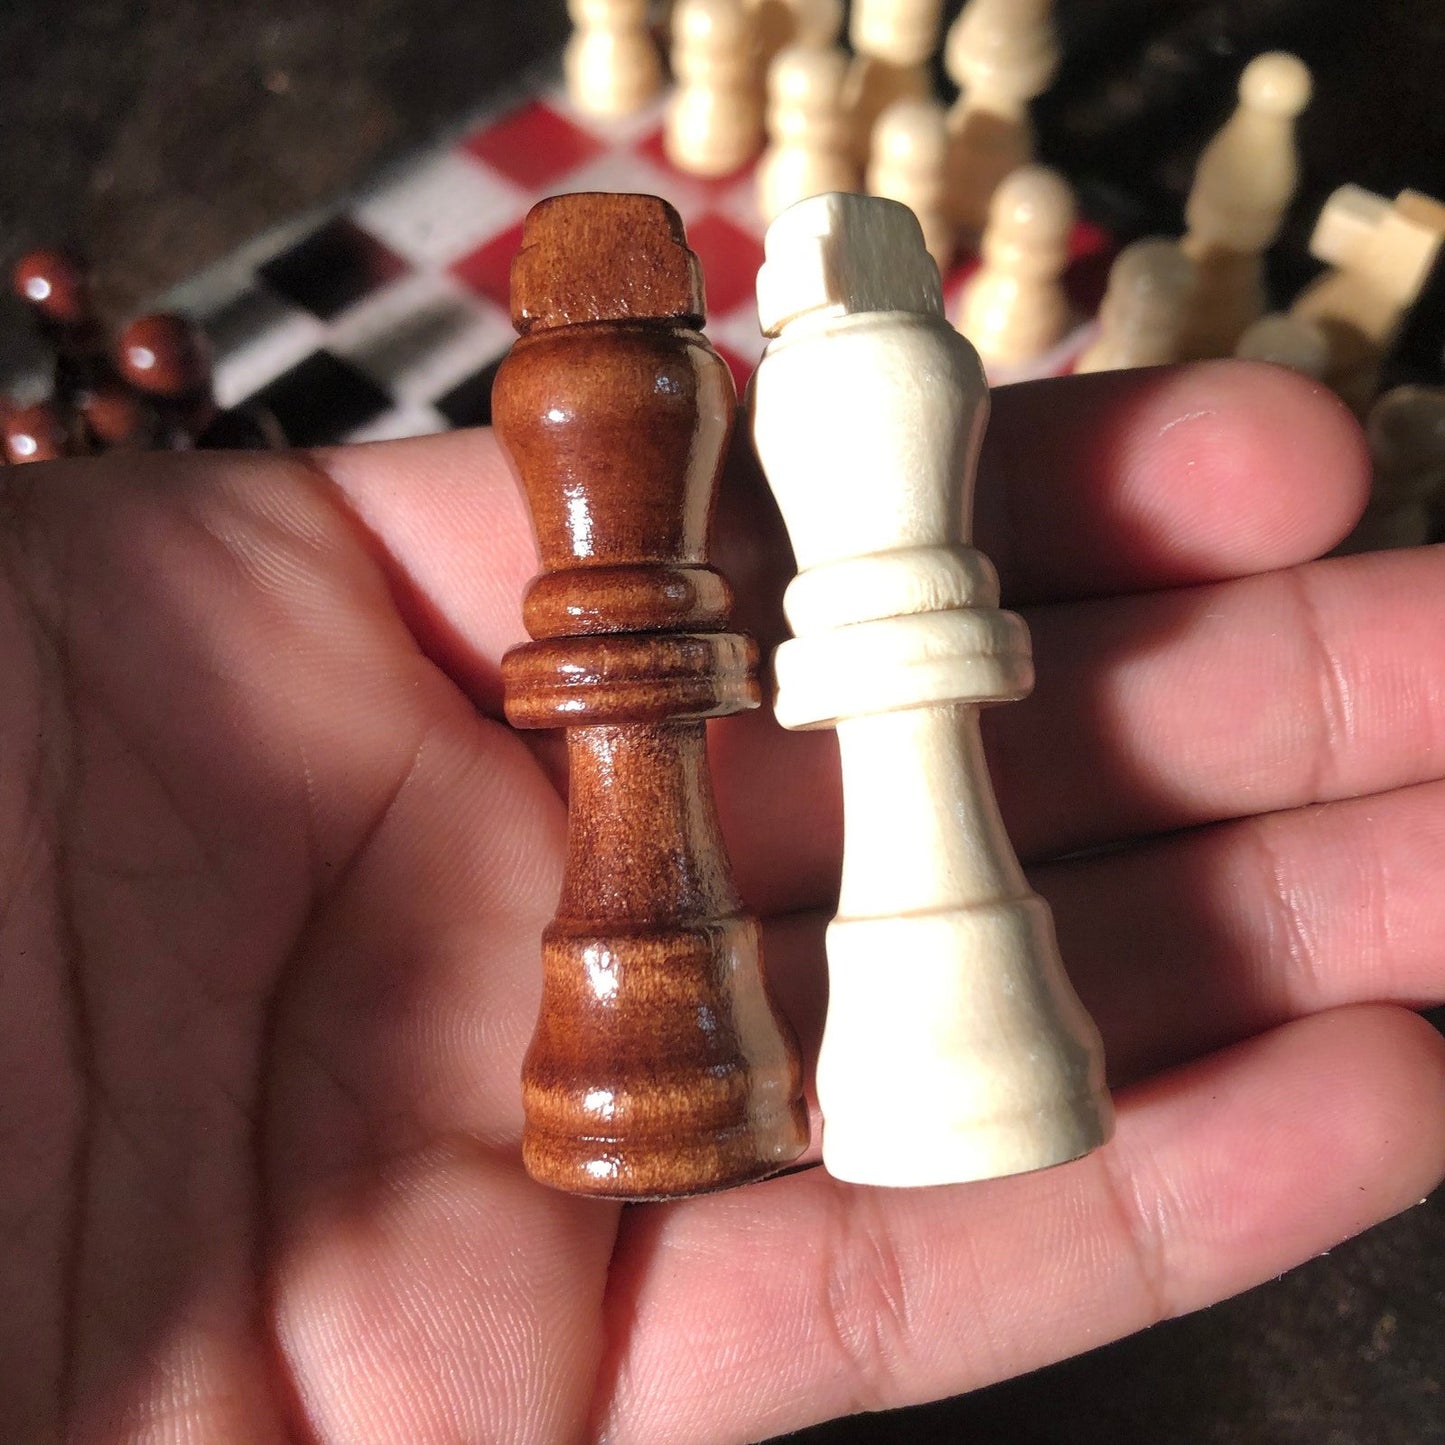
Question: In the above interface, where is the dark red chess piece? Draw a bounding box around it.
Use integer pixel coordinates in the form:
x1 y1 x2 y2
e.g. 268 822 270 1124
79 382 161 452
12 248 108 441
494 193 808 1199
12 248 92 330
12 248 105 367
3 400 69 464
115 312 285 451
114 312 219 447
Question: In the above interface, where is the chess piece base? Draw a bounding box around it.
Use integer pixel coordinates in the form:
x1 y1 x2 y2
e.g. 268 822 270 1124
817 900 1114 1188
523 913 809 1199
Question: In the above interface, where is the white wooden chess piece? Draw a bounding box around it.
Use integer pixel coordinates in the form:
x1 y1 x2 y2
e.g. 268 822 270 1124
1176 51 1312 360
667 0 765 176
867 97 955 272
1075 237 1196 373
842 0 945 165
943 0 1059 239
1291 184 1445 415
1234 312 1330 379
750 192 1113 1187
955 163 1074 370
758 43 857 223
1337 385 1445 554
747 0 844 80
564 0 665 120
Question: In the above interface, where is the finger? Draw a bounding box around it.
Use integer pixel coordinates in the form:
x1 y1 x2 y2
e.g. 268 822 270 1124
304 432 535 714
1044 778 1445 1087
596 1007 1445 1445
310 363 1369 717
718 546 1445 914
977 361 1369 604
755 780 1445 1095
993 543 1445 860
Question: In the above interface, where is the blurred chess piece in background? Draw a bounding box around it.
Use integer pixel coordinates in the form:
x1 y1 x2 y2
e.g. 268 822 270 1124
943 0 1059 241
758 40 857 223
1176 51 1313 361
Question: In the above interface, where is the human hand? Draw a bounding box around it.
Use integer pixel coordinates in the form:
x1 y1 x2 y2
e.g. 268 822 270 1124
0 361 1440 1443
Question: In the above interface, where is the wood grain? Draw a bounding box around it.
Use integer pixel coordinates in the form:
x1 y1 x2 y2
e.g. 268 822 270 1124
496 193 807 1199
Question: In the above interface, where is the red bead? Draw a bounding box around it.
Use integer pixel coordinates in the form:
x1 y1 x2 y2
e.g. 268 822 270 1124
3 401 68 463
115 314 213 399
12 248 93 328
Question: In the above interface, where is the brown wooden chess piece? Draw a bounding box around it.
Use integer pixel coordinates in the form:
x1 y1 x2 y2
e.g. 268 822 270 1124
494 193 808 1199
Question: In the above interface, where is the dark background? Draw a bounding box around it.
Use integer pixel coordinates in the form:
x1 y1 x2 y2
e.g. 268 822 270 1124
1 1 1442 1440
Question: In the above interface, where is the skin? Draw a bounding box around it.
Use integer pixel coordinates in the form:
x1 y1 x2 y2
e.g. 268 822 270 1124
0 360 1441 1444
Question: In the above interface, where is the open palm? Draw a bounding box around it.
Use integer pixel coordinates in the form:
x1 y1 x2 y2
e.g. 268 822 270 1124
1 361 1441 1444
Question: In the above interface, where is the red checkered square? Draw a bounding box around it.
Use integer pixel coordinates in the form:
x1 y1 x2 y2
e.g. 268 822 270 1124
687 213 767 320
1069 216 1114 264
451 218 528 311
1064 218 1118 315
940 253 983 313
461 100 607 190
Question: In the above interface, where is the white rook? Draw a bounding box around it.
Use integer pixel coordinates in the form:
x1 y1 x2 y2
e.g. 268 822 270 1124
750 192 1113 1187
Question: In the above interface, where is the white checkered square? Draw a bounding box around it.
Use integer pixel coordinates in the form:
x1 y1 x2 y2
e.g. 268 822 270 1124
326 271 513 407
202 284 328 410
343 403 452 444
354 151 531 268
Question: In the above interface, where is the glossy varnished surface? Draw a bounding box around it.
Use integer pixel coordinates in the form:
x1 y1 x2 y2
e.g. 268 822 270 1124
495 193 807 1199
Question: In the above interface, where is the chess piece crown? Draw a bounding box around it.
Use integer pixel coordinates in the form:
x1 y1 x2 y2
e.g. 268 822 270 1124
495 193 807 1199
850 0 944 66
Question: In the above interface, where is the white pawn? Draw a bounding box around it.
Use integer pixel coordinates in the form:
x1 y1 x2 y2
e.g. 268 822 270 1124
943 0 1060 239
1177 52 1313 360
564 0 665 120
867 98 955 272
1338 386 1445 554
667 0 764 176
1233 313 1329 379
955 164 1074 370
750 192 1113 1187
1075 238 1195 374
747 0 844 79
758 44 857 224
842 0 945 164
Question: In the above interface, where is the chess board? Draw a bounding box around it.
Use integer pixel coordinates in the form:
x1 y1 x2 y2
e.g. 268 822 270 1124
164 63 1119 449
